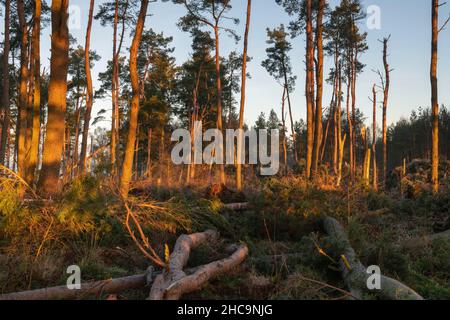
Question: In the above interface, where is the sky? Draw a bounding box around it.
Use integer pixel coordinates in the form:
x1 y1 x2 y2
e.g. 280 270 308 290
3 0 450 131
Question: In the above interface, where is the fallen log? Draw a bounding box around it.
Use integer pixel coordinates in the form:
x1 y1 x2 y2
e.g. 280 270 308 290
401 229 450 250
323 216 424 300
149 230 248 300
0 272 150 300
223 202 249 211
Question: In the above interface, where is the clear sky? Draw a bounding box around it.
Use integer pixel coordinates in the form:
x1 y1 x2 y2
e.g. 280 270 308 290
4 0 450 130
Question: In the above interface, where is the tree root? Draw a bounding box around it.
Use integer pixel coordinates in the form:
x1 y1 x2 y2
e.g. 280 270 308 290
149 230 249 300
323 216 424 300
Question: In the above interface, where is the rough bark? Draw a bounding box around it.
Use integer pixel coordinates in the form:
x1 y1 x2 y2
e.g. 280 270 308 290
372 84 378 191
26 0 42 185
0 0 11 164
17 0 29 180
214 26 226 185
79 0 95 174
305 0 314 179
312 0 325 178
382 37 391 188
120 0 149 198
38 0 70 196
430 0 439 193
236 0 251 190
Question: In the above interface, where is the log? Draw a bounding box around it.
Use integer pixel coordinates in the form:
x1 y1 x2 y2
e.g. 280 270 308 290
223 202 249 211
401 229 450 250
323 216 424 300
148 230 248 300
0 273 149 300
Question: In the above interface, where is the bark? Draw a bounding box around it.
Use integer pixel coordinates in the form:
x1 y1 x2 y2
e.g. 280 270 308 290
305 0 314 179
148 230 248 300
281 87 288 175
26 0 42 185
312 0 325 177
120 0 149 198
236 0 251 191
17 0 29 180
79 0 95 174
336 65 345 187
214 26 226 185
0 0 11 164
111 0 119 175
38 0 70 196
430 0 439 193
382 37 391 188
323 216 424 300
372 84 378 191
0 273 149 300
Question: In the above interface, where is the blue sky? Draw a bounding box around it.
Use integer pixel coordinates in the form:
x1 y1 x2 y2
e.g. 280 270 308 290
4 0 450 130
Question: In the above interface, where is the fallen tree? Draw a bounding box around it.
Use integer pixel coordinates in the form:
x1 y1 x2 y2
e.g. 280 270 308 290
323 216 424 300
149 230 249 300
401 229 450 250
0 273 150 300
0 230 248 301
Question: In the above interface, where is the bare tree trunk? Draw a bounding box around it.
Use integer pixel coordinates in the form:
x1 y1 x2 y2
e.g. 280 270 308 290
305 0 314 179
147 128 152 180
372 85 378 191
236 0 251 191
312 0 325 178
120 0 149 198
281 87 288 176
430 0 439 193
0 0 11 165
17 0 29 180
382 36 391 188
38 0 70 196
214 26 226 185
26 0 41 185
336 65 345 187
346 69 354 183
79 0 95 174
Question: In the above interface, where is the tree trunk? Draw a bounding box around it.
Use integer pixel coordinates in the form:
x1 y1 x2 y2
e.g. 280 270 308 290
372 84 378 191
79 0 95 174
312 0 325 178
214 26 226 185
0 0 11 164
281 87 288 176
38 0 70 196
430 0 439 193
305 0 314 179
382 37 390 188
26 0 41 185
17 0 29 180
236 0 251 191
111 0 119 175
120 0 149 198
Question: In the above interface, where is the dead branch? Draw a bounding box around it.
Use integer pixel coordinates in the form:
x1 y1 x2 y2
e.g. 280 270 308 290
323 216 424 300
148 230 248 300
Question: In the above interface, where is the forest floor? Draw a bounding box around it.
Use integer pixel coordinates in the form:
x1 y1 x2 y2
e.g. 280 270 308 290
0 164 449 300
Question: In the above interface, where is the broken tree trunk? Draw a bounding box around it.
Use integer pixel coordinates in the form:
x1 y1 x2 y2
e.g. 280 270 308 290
323 216 424 300
149 230 249 300
0 272 151 300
